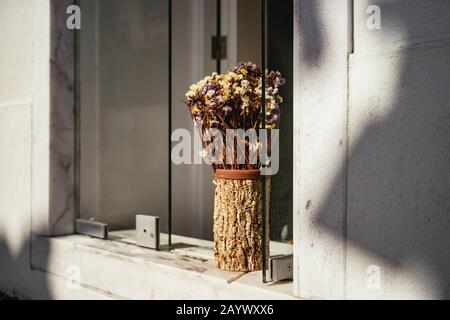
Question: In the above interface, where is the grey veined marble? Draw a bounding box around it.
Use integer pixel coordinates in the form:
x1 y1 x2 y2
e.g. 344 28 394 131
32 0 75 236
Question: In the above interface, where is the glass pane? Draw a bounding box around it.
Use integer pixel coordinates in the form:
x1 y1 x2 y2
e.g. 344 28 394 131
264 0 294 281
77 0 170 241
76 0 293 283
171 0 215 240
171 0 263 241
172 0 293 283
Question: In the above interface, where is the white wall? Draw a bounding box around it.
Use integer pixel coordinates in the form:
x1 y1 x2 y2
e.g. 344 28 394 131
0 0 106 299
293 0 350 299
346 0 450 299
294 0 450 299
0 0 36 298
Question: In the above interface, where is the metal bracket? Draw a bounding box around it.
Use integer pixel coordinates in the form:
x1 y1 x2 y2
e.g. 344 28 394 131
269 254 293 282
212 35 227 60
136 215 160 250
76 219 108 239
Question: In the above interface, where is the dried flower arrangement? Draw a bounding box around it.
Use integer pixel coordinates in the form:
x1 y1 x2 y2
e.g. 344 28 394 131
184 62 286 170
184 62 286 272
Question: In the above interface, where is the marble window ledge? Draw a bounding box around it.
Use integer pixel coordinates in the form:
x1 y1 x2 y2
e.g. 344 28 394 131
30 231 297 300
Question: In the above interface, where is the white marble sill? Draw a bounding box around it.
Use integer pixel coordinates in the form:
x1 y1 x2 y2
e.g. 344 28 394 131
30 231 296 300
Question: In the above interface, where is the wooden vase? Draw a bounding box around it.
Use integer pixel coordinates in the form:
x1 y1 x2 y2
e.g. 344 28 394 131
213 169 269 272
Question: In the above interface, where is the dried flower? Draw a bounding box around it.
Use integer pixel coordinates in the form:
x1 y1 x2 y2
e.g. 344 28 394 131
184 62 286 170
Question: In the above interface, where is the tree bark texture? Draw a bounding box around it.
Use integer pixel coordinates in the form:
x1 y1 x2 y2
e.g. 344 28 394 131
213 177 270 272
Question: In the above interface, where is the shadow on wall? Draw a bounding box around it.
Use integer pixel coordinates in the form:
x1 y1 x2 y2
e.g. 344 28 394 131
0 237 51 300
302 1 450 298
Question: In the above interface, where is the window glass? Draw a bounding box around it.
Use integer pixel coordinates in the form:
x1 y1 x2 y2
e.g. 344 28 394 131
77 0 169 234
76 0 293 282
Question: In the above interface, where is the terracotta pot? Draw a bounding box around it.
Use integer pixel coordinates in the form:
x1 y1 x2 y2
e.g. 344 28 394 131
213 169 270 272
214 168 261 180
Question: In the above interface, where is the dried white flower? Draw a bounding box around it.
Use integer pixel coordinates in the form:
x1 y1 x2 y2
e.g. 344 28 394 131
199 149 208 158
249 141 261 152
